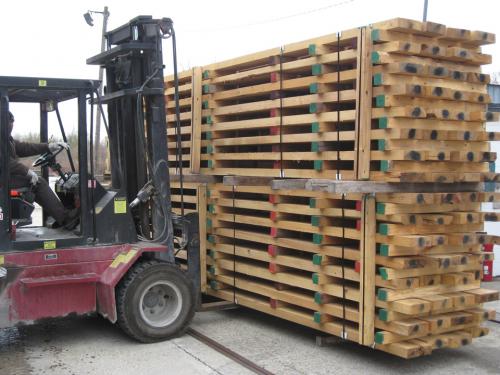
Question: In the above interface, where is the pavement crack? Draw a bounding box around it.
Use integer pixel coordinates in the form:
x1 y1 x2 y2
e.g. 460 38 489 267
172 340 225 375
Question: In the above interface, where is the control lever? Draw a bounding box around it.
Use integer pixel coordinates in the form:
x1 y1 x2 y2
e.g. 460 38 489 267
129 181 155 208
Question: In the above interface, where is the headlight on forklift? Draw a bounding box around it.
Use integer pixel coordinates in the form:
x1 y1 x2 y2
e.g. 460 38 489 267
0 267 6 280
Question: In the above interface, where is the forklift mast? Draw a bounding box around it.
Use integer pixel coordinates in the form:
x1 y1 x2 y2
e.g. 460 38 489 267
87 16 175 260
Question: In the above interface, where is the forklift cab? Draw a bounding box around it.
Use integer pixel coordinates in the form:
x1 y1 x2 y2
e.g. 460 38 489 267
0 77 137 251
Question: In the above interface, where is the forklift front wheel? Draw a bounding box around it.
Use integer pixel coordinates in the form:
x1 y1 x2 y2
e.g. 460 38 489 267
116 260 195 343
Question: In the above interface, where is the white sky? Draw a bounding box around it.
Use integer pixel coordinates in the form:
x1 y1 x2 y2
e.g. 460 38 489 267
1 0 499 136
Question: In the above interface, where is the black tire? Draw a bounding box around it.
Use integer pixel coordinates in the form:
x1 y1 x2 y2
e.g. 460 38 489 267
116 260 195 343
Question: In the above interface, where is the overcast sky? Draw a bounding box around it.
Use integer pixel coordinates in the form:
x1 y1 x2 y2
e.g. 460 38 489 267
1 0 499 136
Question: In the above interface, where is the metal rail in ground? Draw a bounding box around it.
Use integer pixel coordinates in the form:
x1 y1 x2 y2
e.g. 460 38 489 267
187 328 274 375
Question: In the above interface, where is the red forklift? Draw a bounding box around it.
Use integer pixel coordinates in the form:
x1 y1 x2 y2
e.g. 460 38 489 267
0 16 201 342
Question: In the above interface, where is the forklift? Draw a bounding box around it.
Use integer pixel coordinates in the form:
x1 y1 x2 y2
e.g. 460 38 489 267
0 16 201 342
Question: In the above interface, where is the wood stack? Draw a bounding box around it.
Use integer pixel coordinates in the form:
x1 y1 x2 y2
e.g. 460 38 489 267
163 17 500 358
374 190 498 356
205 184 371 344
199 28 363 179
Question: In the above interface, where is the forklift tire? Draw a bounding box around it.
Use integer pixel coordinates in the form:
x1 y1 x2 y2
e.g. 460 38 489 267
116 260 195 343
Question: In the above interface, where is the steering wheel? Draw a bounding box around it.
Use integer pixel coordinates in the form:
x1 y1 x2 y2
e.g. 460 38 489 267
32 146 65 168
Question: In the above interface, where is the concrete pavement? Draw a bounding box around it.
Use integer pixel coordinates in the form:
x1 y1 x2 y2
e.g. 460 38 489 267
0 303 499 375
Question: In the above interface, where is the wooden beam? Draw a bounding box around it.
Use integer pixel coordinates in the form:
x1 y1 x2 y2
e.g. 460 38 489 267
190 67 203 173
360 195 376 345
305 180 499 193
357 27 373 180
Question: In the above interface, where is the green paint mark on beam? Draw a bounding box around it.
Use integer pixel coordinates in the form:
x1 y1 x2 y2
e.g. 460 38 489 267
313 233 323 244
380 160 390 172
371 51 381 64
378 223 389 235
310 103 318 113
208 204 215 214
207 144 214 154
311 216 321 227
309 198 317 208
374 332 384 344
314 292 323 305
202 70 210 79
202 84 210 94
206 131 212 140
208 266 215 274
208 249 215 258
313 311 322 323
311 122 320 133
311 142 320 152
206 116 213 125
312 254 322 265
377 139 386 151
371 29 381 43
378 117 388 129
312 64 322 76
379 267 389 280
490 162 496 172
376 203 386 215
377 289 388 301
309 83 319 94
375 95 386 107
314 160 323 171
209 280 218 290
207 160 214 169
378 244 389 256
312 273 320 285
202 100 209 109
378 309 389 321
208 235 215 244
308 44 317 56
373 73 383 86
206 218 212 228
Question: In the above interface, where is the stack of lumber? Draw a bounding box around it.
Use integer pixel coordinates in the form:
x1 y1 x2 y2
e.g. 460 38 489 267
199 28 362 179
205 184 370 344
374 191 498 357
367 18 498 182
203 183 499 358
163 17 500 359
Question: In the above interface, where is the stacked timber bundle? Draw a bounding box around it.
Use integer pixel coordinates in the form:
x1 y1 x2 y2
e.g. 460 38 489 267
205 184 372 345
163 17 500 358
367 18 498 182
374 191 498 357
199 29 363 179
205 184 499 358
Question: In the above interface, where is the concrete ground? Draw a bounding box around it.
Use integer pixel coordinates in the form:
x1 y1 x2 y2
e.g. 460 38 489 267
1 280 499 375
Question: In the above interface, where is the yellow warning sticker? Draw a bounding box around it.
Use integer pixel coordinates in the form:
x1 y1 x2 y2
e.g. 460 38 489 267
109 249 138 268
38 79 47 87
44 240 56 250
0 255 4 265
114 198 127 214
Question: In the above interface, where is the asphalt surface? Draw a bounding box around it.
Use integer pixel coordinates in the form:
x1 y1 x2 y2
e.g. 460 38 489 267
0 285 499 375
